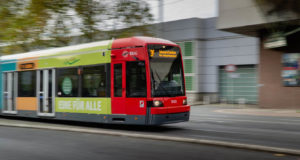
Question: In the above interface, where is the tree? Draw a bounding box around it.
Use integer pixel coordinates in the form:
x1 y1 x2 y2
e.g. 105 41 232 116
0 0 71 54
254 0 300 37
74 0 106 41
255 0 300 16
110 0 153 38
0 0 153 55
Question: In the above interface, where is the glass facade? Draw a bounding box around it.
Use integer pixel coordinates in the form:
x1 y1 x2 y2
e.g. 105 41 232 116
219 65 258 104
177 41 195 91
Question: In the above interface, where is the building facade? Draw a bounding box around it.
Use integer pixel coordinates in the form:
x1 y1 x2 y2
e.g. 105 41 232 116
217 0 300 108
153 18 259 104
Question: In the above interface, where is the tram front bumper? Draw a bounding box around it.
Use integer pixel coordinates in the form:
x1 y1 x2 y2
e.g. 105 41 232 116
149 105 190 125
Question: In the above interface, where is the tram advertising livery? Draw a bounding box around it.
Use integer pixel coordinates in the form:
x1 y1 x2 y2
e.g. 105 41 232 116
0 37 190 125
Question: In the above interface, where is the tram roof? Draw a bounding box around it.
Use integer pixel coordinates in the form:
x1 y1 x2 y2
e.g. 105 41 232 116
0 40 112 61
111 36 176 49
0 37 176 61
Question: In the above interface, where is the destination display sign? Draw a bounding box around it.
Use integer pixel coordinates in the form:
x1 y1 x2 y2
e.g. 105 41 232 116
148 45 179 59
150 49 177 58
19 63 35 70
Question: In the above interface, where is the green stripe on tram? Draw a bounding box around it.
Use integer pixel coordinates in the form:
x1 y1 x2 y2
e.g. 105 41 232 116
39 45 112 68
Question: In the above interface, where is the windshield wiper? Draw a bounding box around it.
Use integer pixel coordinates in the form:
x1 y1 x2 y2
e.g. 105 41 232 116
153 70 173 97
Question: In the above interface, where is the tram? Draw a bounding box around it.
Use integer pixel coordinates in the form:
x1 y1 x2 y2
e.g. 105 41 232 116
0 37 190 125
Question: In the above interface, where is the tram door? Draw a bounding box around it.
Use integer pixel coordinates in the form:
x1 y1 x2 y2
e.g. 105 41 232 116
2 72 17 114
111 62 126 114
37 69 55 116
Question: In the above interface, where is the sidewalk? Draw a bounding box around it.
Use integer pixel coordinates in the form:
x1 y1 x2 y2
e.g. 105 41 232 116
192 103 300 118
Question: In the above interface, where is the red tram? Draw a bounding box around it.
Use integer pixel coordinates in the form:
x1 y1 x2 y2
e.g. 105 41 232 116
0 37 190 125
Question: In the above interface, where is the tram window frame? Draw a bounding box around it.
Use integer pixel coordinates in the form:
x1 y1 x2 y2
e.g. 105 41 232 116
18 71 36 97
57 67 79 97
82 65 107 97
126 61 147 97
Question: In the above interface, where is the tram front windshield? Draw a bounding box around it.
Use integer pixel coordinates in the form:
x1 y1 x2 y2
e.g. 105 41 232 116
148 44 185 97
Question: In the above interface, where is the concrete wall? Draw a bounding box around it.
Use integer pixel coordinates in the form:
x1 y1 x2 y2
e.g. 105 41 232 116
154 18 204 42
200 18 259 95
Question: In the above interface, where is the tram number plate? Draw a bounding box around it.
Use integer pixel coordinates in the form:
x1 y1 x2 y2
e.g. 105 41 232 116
139 100 145 108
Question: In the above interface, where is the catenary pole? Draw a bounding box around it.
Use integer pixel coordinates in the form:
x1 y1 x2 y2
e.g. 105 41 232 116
158 0 164 22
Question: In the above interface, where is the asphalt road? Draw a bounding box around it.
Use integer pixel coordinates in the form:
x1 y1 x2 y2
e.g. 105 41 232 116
50 105 300 150
83 105 299 150
0 126 299 160
1 105 300 157
168 106 300 150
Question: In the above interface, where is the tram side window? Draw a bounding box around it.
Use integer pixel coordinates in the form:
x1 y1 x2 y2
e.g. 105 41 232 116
82 65 106 97
126 61 146 97
114 64 122 97
57 68 79 97
18 71 36 97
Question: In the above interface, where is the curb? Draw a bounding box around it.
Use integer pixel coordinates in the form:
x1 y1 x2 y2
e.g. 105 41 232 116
1 122 300 156
215 109 300 118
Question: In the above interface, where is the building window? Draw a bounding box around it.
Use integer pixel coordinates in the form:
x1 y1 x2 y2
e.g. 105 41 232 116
177 41 194 57
185 76 194 91
184 42 193 56
82 65 106 97
18 71 36 97
126 61 147 97
183 59 194 73
177 41 196 92
57 68 79 97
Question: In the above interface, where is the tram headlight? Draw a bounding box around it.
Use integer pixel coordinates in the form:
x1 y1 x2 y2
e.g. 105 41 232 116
153 100 163 107
183 99 187 105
